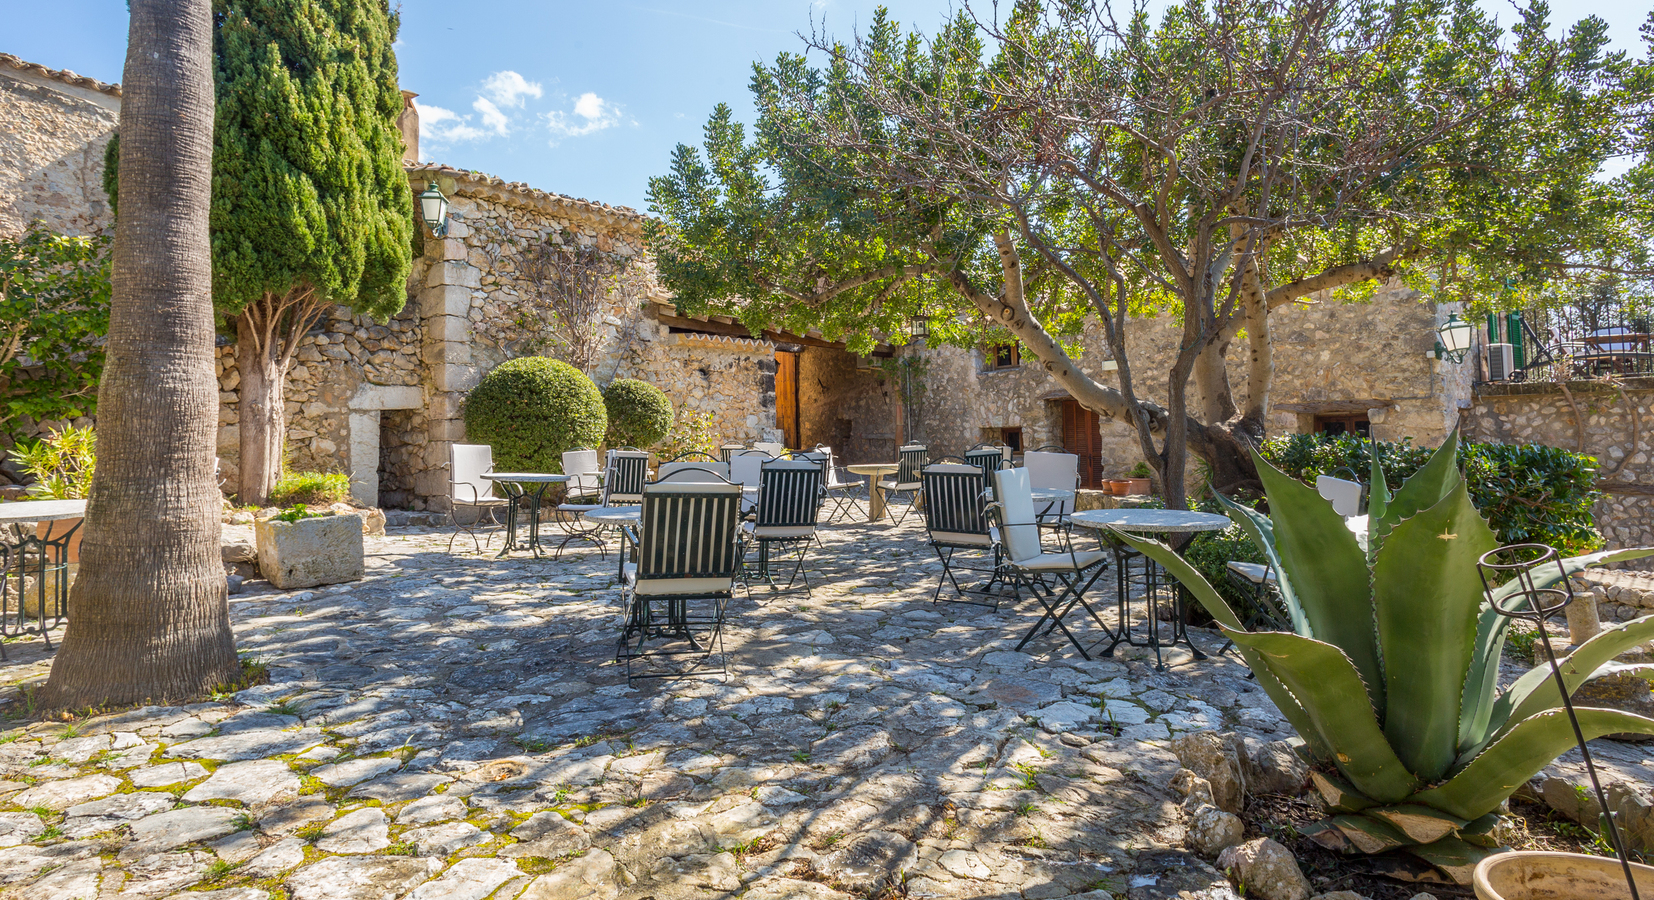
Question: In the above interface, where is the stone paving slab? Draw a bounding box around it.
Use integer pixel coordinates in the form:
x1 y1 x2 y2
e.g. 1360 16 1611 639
0 520 1298 899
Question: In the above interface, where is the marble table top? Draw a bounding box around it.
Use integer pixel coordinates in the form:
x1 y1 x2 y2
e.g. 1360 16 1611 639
0 499 88 525
1068 508 1231 534
482 473 572 483
581 505 641 524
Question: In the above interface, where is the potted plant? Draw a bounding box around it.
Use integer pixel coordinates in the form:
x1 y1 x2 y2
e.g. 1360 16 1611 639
7 425 95 562
1124 461 1153 495
254 504 365 589
1118 432 1654 884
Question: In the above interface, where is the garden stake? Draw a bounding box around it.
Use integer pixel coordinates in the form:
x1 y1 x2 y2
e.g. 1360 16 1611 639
1478 543 1640 900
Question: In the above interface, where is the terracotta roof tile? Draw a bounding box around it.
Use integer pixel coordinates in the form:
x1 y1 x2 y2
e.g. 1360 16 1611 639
405 162 645 231
0 53 121 98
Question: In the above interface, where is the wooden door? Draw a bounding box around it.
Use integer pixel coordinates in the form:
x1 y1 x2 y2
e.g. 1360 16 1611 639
775 351 800 449
1060 399 1105 488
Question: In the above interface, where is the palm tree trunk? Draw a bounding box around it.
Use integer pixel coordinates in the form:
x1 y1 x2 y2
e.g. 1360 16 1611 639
41 0 239 708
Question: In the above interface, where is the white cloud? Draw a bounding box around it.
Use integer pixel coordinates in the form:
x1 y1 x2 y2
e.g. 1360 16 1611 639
417 101 486 145
546 92 625 145
473 96 511 136
481 70 543 109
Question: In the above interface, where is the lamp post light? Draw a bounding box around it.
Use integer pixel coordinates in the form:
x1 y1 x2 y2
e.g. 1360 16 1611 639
1432 312 1475 364
418 181 449 237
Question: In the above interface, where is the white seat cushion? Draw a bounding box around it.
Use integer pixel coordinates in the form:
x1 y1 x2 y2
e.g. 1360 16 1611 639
1226 561 1276 584
879 479 920 491
557 503 603 513
623 563 734 596
455 497 510 507
930 530 992 548
746 523 816 539
1011 549 1106 572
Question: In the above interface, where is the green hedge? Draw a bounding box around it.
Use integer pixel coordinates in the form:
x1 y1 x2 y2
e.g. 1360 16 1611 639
1258 433 1603 557
464 358 607 473
603 379 674 449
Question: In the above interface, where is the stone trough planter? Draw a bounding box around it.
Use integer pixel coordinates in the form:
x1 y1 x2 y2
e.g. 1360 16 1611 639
254 512 364 590
1474 850 1654 899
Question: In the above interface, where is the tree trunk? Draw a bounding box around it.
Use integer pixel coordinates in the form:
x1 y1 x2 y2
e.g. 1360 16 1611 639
236 311 284 506
41 0 239 708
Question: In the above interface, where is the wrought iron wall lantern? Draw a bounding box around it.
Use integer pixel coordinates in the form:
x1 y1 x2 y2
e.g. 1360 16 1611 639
909 314 929 342
419 181 450 237
1431 312 1474 363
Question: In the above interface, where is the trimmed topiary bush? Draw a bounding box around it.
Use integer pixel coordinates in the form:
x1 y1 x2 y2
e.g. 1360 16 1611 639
603 378 675 449
464 358 607 473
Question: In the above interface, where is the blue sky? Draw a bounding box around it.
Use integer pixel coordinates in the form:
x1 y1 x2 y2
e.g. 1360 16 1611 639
7 1 1651 212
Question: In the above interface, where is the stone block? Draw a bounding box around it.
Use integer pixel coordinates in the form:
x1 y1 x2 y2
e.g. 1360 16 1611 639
418 283 472 319
427 314 473 344
254 512 365 590
432 363 481 394
428 418 467 442
349 383 423 411
429 260 482 289
422 338 472 368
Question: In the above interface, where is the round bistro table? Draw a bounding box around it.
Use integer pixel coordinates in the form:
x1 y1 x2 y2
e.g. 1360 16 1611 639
845 464 898 522
582 505 642 582
1068 508 1231 671
0 499 87 655
482 473 570 558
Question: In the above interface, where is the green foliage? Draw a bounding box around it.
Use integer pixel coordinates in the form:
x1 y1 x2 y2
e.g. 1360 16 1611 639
271 505 324 523
1259 433 1603 557
7 426 96 500
464 358 608 473
1128 462 1153 479
602 379 675 449
656 409 720 462
0 226 111 434
1183 510 1272 621
267 471 350 507
1119 434 1654 880
104 0 413 320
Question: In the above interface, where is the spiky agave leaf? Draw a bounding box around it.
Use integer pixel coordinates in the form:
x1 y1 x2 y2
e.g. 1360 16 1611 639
1252 451 1384 712
1212 490 1311 635
1415 707 1654 820
1222 628 1418 804
1368 430 1462 553
1483 614 1654 744
1371 478 1497 782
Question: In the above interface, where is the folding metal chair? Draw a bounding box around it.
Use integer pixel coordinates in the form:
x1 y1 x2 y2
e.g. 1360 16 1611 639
719 443 746 464
810 446 864 524
921 463 1002 607
965 444 1010 494
446 443 508 553
876 443 928 526
744 459 824 595
989 467 1111 659
616 470 747 682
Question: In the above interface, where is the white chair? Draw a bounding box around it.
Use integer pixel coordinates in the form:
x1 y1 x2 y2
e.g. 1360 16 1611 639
990 466 1109 658
729 450 770 513
563 448 602 503
1024 449 1080 521
1315 475 1364 518
447 443 508 553
752 441 786 456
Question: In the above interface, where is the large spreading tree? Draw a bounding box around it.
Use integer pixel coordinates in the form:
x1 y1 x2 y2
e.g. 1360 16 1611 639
214 0 412 505
647 0 1649 504
42 0 240 708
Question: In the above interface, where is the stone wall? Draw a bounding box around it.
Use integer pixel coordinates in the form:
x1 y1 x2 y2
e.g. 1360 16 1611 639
1463 377 1654 568
0 55 119 238
916 282 1474 482
798 347 902 463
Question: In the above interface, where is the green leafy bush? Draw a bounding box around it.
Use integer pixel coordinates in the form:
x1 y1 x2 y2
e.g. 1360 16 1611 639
602 379 675 449
8 425 96 499
464 358 608 473
272 504 325 523
656 409 721 462
1184 503 1272 619
1260 432 1602 557
268 471 349 507
0 226 111 437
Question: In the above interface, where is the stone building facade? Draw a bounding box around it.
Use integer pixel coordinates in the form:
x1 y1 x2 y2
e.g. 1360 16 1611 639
0 53 119 239
1 49 1647 559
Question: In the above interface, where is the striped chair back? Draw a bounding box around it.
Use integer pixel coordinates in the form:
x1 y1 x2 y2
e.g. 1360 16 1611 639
964 446 1007 491
719 443 746 464
794 450 829 481
635 475 744 595
755 459 823 528
895 444 929 489
922 464 991 546
605 450 651 505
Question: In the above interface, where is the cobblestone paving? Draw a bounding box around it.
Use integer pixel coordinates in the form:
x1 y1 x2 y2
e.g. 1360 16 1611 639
0 519 1294 899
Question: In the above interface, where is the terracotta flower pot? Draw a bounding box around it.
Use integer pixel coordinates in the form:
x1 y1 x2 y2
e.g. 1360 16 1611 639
1123 477 1152 495
34 517 84 564
1104 479 1129 496
1474 850 1654 899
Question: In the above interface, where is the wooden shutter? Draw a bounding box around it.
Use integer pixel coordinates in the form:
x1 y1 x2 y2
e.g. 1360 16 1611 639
1060 399 1105 488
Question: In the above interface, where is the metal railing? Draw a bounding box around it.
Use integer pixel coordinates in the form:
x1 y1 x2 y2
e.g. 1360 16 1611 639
1497 305 1654 382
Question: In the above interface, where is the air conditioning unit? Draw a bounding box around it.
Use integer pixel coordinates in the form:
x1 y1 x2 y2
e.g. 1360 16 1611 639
1487 343 1516 381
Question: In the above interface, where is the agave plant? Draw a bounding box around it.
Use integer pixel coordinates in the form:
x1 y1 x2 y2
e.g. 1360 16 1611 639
1118 431 1654 882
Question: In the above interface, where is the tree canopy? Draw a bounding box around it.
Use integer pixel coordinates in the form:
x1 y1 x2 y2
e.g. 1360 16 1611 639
647 0 1652 501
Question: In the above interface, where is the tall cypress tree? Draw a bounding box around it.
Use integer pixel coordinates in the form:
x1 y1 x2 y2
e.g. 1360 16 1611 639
212 0 412 504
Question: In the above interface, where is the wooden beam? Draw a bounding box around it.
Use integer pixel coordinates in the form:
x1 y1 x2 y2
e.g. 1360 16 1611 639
1275 399 1394 415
